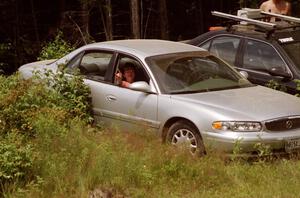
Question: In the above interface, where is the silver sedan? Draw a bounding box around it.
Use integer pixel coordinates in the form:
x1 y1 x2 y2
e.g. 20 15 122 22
19 39 300 156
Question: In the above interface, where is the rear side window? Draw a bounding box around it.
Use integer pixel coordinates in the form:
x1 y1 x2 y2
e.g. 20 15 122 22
243 40 286 72
67 51 113 81
203 36 241 66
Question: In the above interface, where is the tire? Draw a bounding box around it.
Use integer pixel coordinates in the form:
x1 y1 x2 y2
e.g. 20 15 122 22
167 120 206 156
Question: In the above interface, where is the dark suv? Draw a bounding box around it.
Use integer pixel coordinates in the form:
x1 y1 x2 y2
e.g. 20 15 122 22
187 11 300 94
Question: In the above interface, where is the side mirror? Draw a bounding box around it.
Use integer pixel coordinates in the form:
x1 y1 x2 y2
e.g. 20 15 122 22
239 71 249 79
129 81 152 93
269 67 292 80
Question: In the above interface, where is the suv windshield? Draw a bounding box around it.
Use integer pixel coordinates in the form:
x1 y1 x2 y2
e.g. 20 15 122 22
146 52 252 94
282 42 300 70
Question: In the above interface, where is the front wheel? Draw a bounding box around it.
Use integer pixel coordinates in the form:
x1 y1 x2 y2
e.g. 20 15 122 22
167 121 206 156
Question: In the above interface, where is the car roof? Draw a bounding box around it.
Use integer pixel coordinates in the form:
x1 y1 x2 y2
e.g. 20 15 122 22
83 39 205 58
189 24 300 45
189 28 267 44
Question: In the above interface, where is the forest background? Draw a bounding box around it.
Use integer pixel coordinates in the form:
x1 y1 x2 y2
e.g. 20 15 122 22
1 0 300 75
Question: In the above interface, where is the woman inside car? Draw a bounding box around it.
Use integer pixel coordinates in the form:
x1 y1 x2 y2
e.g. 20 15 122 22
115 62 136 88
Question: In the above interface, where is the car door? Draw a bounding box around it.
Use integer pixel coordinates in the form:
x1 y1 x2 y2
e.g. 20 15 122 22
199 35 242 67
101 53 159 131
68 50 159 131
240 38 292 87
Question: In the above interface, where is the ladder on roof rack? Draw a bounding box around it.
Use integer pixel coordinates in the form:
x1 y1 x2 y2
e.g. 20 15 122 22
211 11 276 29
261 11 300 24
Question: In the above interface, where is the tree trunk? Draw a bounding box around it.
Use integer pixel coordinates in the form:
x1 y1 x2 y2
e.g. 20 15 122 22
159 0 169 39
105 0 113 40
30 0 39 43
81 1 90 41
197 0 205 34
14 0 20 67
58 0 66 27
130 0 140 39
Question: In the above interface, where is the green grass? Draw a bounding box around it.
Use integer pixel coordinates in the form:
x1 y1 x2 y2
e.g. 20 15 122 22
3 122 300 198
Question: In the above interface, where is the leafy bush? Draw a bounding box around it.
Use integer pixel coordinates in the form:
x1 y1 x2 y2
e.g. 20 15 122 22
0 70 92 136
294 79 300 97
0 133 34 185
0 70 92 194
36 69 93 123
266 79 300 97
0 43 12 74
38 31 75 61
265 80 287 92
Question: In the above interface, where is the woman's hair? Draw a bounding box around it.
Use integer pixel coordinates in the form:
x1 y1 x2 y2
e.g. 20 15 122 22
120 61 136 73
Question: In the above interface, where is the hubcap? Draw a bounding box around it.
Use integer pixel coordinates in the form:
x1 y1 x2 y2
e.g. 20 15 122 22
171 129 197 153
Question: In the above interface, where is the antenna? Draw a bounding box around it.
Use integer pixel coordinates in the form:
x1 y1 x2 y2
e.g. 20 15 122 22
211 11 276 29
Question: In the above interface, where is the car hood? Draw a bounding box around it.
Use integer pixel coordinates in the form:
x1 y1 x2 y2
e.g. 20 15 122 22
18 59 57 79
170 86 300 121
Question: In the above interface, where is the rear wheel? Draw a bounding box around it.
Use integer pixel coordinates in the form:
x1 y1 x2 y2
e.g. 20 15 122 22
167 121 206 156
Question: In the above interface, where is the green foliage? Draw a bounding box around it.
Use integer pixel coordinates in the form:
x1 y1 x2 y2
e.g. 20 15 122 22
0 71 92 136
38 31 75 61
266 79 300 96
294 79 300 97
5 128 300 198
0 94 300 198
254 142 272 158
0 70 92 194
265 79 287 92
30 118 91 196
0 43 12 74
36 69 93 123
0 133 34 185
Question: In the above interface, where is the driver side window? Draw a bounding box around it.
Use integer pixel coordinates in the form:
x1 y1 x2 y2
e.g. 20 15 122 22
114 55 150 84
243 40 287 72
114 55 155 92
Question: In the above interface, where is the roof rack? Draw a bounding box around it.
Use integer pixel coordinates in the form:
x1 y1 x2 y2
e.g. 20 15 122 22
211 10 300 38
261 11 300 24
211 11 276 29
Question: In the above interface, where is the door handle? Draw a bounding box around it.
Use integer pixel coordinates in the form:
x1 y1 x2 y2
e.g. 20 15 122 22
106 95 117 101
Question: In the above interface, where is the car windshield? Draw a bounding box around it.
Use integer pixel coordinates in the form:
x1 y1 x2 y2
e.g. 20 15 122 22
146 52 253 94
281 42 300 70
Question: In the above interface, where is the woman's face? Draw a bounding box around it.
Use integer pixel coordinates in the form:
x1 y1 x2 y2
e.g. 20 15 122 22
123 67 135 83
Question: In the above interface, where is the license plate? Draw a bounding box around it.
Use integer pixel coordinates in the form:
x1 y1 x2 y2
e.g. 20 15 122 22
285 138 300 152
